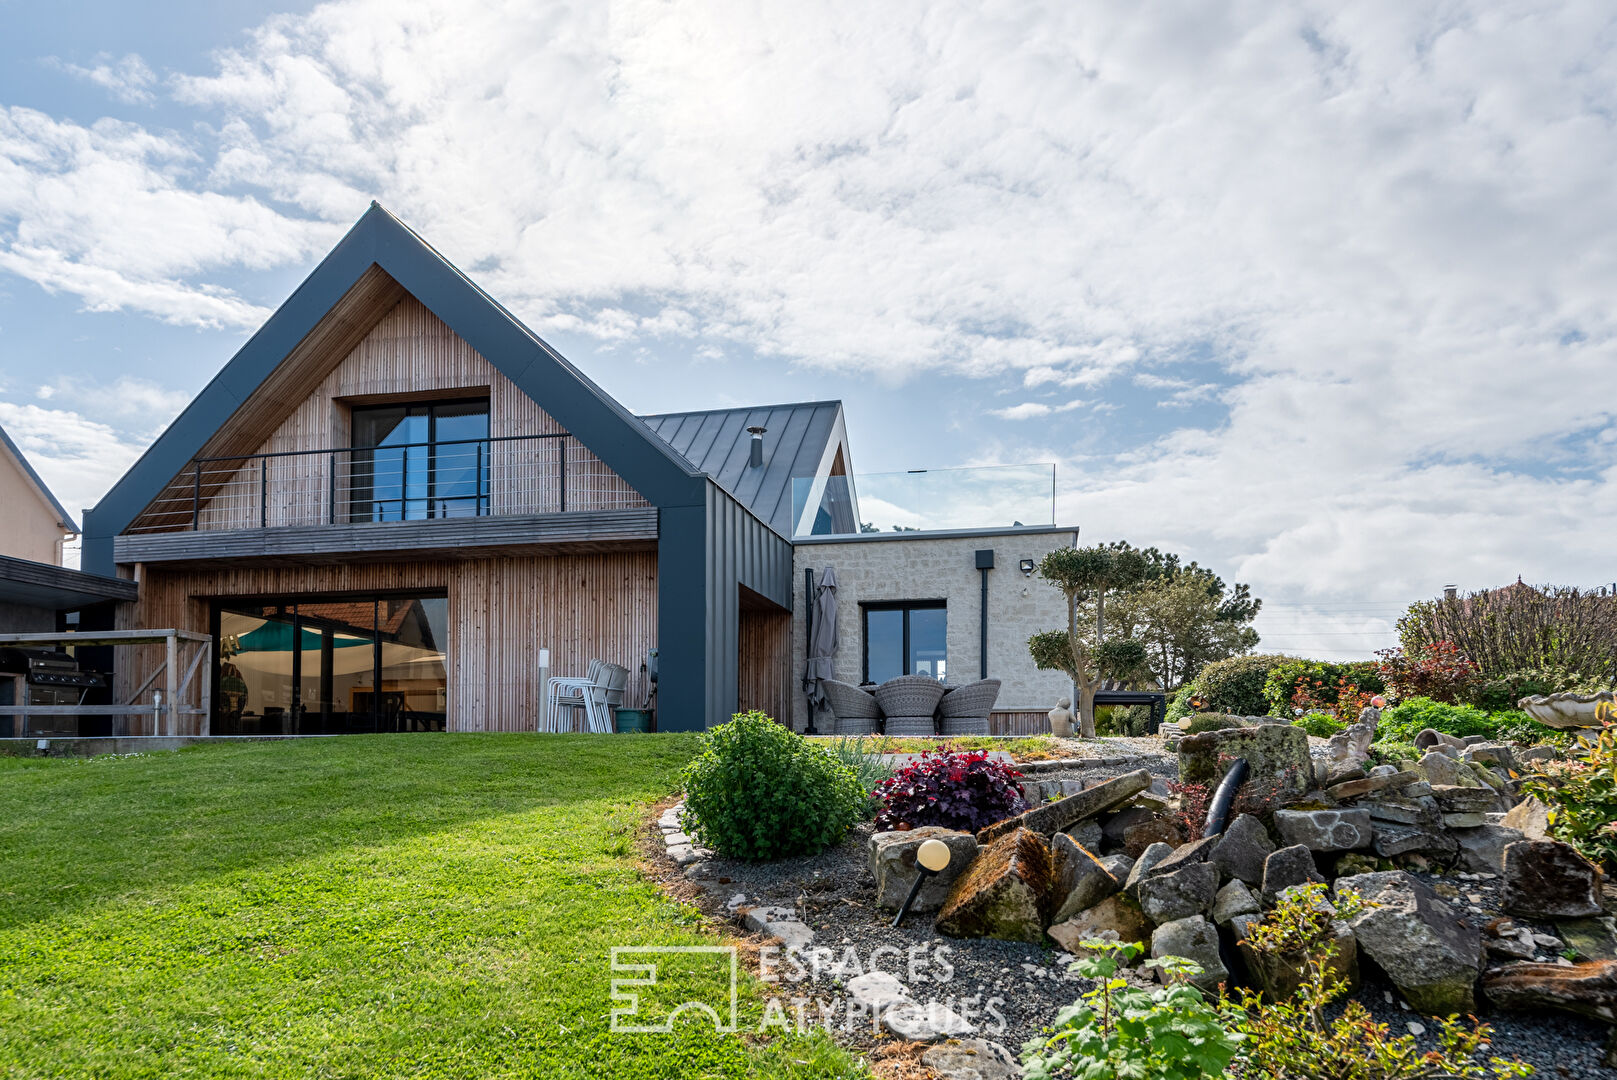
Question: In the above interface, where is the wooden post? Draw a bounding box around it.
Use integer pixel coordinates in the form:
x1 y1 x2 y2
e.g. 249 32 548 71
165 631 178 737
199 640 213 737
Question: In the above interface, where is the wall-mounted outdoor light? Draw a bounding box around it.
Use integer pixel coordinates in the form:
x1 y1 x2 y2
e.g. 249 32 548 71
891 838 952 928
1018 558 1036 577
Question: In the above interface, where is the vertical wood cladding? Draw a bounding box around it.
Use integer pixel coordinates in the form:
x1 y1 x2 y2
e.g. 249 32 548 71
116 552 656 734
737 597 792 724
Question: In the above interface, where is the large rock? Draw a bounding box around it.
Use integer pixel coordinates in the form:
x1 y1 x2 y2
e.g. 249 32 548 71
1431 785 1501 815
1231 911 1358 1002
1049 832 1120 924
1261 844 1323 906
1151 835 1220 876
1326 771 1418 800
1371 823 1454 859
1122 818 1186 855
1210 813 1275 886
1334 871 1483 1015
1364 796 1440 827
1275 808 1373 853
1177 724 1312 796
1212 879 1260 925
1101 805 1156 845
1450 825 1526 874
847 971 912 1016
885 1001 976 1040
1123 842 1174 901
1415 751 1479 788
1483 959 1617 1023
1558 917 1617 963
1048 893 1150 949
869 827 981 912
920 1039 1022 1080
1501 840 1604 919
1501 797 1552 840
977 770 1152 844
1100 853 1135 881
1137 862 1219 925
1150 915 1228 993
936 827 1054 942
1064 818 1104 853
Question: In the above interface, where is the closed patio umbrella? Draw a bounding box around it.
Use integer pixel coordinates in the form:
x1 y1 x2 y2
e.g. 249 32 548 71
802 567 839 730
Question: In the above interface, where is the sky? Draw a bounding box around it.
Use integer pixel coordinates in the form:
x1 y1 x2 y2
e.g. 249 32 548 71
2 0 1616 660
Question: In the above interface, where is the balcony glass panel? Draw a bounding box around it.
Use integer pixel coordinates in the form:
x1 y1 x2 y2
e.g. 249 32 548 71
793 463 1055 537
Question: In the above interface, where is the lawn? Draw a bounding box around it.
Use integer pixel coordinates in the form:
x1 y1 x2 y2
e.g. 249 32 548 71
0 735 864 1079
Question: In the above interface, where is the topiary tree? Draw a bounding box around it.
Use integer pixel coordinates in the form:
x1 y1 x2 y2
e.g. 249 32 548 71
1027 544 1152 738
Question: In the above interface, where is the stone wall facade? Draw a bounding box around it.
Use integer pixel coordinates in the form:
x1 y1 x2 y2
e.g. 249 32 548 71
789 527 1079 731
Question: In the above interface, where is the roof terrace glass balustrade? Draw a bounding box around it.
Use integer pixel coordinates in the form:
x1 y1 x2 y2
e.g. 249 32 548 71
125 432 648 534
792 463 1055 537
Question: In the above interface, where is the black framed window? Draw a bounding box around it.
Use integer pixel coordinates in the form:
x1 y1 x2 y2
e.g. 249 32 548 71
350 398 490 522
862 600 947 683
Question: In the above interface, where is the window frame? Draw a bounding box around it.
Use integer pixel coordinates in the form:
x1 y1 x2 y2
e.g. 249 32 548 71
349 396 492 521
860 599 947 683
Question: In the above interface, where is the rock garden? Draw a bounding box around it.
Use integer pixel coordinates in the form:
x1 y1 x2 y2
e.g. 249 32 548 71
648 694 1617 1079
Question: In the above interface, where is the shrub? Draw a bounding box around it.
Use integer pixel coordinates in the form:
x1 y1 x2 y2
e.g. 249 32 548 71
1022 940 1242 1080
1377 696 1564 747
1184 713 1242 735
1375 642 1480 704
680 711 868 860
1097 703 1155 737
1224 884 1532 1079
1262 659 1385 717
1288 675 1381 725
1522 722 1617 873
1293 712 1345 738
1165 684 1201 724
1194 653 1293 717
1400 583 1617 685
825 736 894 808
873 746 1027 832
1369 740 1420 766
1470 667 1613 711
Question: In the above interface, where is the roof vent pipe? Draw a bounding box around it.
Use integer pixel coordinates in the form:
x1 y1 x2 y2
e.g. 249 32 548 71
747 426 767 468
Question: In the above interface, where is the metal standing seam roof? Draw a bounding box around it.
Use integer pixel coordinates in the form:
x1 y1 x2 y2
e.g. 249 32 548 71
0 422 78 533
639 401 844 537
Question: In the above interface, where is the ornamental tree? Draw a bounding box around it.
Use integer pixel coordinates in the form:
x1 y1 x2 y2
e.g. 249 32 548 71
1027 544 1152 738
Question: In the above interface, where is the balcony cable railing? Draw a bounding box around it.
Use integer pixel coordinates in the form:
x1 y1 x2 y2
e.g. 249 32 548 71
127 432 645 534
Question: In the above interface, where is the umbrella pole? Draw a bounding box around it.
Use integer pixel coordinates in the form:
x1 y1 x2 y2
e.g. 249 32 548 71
803 568 819 735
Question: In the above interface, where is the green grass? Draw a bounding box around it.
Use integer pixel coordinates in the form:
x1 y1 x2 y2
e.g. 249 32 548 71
0 735 865 1079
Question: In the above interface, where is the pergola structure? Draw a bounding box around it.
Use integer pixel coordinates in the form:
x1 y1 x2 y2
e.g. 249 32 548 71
0 630 212 737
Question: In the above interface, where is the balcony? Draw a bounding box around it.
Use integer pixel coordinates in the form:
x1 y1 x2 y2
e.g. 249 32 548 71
792 463 1056 537
115 434 656 565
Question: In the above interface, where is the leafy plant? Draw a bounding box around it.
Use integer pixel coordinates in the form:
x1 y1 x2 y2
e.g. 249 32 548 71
1225 884 1533 1079
873 745 1027 832
1470 667 1613 710
1193 654 1294 717
1184 713 1242 735
1376 642 1481 705
1289 675 1381 725
825 736 894 813
1293 712 1345 738
1166 684 1201 724
680 711 868 860
1522 721 1617 872
1262 659 1385 717
1377 696 1564 747
1400 583 1617 685
1022 940 1242 1080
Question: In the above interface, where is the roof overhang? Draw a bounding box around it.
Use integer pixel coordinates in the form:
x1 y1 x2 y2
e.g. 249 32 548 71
0 555 137 611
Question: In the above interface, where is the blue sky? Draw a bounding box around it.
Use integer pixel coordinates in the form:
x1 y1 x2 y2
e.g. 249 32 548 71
2 0 1616 658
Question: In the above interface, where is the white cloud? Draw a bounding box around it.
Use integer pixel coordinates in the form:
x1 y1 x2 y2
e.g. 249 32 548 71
34 376 191 429
991 399 1084 420
46 54 158 105
0 400 150 517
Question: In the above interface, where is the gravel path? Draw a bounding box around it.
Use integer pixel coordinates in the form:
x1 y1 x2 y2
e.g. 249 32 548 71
656 738 1616 1076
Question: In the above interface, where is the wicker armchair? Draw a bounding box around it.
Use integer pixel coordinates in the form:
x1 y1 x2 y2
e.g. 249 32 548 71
821 679 880 720
883 715 937 737
873 674 946 719
937 678 1000 735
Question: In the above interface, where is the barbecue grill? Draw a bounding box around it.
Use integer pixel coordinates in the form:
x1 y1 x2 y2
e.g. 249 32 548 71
0 648 108 737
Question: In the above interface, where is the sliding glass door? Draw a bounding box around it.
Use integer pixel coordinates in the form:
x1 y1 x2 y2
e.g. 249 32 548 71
215 595 448 734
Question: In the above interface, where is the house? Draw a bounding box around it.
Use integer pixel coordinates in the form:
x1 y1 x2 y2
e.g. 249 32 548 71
81 204 1077 736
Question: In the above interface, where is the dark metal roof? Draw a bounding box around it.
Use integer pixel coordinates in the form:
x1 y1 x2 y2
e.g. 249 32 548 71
0 555 137 611
640 401 844 536
0 423 78 533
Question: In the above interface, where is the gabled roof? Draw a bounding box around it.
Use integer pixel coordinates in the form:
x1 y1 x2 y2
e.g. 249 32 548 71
87 204 707 545
0 422 78 533
640 401 847 536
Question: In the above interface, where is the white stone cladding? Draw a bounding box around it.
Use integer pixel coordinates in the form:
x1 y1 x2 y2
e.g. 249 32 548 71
789 528 1079 731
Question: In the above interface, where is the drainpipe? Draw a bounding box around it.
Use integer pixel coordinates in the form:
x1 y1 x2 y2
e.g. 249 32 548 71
975 550 994 680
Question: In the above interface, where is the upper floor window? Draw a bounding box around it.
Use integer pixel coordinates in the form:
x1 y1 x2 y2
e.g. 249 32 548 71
350 398 490 522
862 600 946 683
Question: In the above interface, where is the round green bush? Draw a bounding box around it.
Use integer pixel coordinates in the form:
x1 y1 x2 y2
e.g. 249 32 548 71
1192 654 1292 717
679 711 867 861
1184 713 1242 735
1294 712 1346 738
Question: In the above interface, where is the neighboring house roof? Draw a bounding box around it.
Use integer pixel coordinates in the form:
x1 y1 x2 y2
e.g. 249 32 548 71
86 203 710 548
0 422 78 534
640 401 847 537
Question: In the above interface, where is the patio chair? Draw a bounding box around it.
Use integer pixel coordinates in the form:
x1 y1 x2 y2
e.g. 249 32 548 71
820 679 880 734
883 715 937 737
544 659 605 732
937 678 1000 736
582 663 630 733
873 674 946 719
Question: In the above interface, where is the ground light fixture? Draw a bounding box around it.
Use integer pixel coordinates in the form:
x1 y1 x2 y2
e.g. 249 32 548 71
891 838 952 928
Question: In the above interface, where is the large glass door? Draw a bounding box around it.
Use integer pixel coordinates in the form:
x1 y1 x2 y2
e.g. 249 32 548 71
350 399 489 522
215 595 448 734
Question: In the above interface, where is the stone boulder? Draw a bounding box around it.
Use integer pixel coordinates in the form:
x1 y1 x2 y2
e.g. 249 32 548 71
1150 915 1228 993
1501 840 1604 920
1122 818 1185 855
1326 771 1418 800
1261 844 1324 906
1450 824 1525 874
920 1039 1022 1080
977 770 1152 844
1431 785 1501 815
1123 842 1174 901
1210 813 1276 886
1049 832 1121 924
1275 808 1372 853
1501 797 1552 840
1048 894 1149 949
936 827 1054 942
1483 959 1617 1024
1100 853 1135 881
1137 862 1219 926
1212 879 1260 926
1064 818 1104 853
1177 724 1312 796
1559 917 1617 963
869 827 981 913
1334 871 1483 1015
